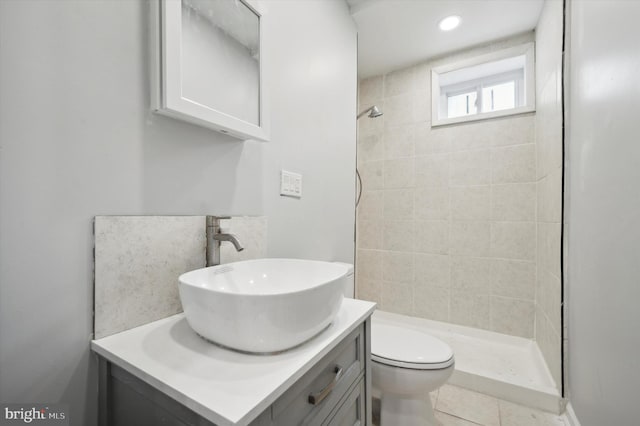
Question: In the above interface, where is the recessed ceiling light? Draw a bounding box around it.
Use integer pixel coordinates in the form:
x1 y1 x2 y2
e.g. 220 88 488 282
439 15 461 31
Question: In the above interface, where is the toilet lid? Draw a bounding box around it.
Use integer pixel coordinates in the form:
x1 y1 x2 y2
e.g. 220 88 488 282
371 323 454 370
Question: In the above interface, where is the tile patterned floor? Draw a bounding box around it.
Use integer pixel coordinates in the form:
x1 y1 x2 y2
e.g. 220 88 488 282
374 384 567 426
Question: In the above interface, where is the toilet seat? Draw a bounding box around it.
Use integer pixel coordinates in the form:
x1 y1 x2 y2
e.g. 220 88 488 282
372 322 454 370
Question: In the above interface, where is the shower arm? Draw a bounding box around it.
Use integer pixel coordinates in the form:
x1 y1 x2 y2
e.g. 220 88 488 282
357 105 382 119
357 108 374 119
355 105 382 207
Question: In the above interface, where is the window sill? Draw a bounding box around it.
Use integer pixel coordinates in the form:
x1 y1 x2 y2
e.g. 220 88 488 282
431 105 535 128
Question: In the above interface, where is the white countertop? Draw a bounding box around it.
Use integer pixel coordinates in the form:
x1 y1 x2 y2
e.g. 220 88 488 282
91 298 376 426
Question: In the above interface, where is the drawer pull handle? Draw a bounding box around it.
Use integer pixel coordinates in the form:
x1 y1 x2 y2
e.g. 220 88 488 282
308 366 343 405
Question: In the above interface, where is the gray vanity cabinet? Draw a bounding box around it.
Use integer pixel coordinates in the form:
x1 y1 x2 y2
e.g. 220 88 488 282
97 319 372 426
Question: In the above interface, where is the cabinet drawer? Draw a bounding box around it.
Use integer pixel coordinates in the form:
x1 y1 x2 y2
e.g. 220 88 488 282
272 325 365 425
324 378 365 426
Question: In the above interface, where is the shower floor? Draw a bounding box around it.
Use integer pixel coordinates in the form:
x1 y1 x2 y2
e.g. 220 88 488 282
373 310 564 414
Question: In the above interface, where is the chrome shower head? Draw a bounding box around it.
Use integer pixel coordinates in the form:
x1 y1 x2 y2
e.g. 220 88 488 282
357 105 383 119
368 105 383 118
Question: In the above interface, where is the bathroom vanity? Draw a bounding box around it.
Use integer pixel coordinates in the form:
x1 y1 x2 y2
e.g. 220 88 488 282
92 298 375 426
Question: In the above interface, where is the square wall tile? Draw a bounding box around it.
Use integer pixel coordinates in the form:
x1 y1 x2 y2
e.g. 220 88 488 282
490 114 535 147
491 259 536 300
356 276 381 304
357 134 384 165
537 168 563 223
359 160 384 190
384 158 415 188
548 116 563 171
414 253 450 288
451 186 491 221
413 91 430 124
537 224 547 274
450 221 491 257
490 222 536 260
492 183 536 222
536 309 563 387
450 290 490 329
414 220 449 254
382 220 414 251
536 118 550 179
491 144 536 184
357 190 384 221
538 222 562 276
382 251 415 283
449 121 493 152
384 93 414 127
413 285 449 322
384 124 415 159
415 153 449 187
450 149 492 186
357 219 382 249
356 249 383 281
490 296 535 337
383 189 414 220
451 256 492 293
413 63 431 95
415 186 449 220
549 223 563 276
538 269 562 332
415 123 451 156
381 281 413 315
94 216 206 339
384 66 415 98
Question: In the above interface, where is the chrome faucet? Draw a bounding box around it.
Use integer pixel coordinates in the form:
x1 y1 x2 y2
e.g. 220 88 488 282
206 216 244 266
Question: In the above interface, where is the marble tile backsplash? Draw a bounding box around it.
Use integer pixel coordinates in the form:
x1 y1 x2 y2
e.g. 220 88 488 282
219 216 268 263
94 215 267 339
94 216 205 339
355 34 539 339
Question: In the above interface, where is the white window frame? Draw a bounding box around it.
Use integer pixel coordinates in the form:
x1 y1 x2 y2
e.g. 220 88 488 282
431 42 535 127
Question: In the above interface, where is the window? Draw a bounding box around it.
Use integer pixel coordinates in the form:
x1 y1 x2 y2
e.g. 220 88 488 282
482 81 516 112
447 90 477 118
431 43 535 126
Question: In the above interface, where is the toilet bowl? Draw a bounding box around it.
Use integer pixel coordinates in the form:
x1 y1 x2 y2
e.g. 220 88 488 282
332 262 455 425
372 320 454 425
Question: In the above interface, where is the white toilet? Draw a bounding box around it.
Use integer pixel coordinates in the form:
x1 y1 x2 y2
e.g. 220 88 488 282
371 319 454 425
336 263 455 426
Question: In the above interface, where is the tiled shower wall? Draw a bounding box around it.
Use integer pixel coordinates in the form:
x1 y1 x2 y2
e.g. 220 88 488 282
535 0 564 388
355 34 540 338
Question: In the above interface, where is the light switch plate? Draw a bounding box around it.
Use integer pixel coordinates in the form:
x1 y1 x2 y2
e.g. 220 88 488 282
280 170 302 198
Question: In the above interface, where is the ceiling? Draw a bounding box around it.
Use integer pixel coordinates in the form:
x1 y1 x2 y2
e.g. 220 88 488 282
348 0 545 78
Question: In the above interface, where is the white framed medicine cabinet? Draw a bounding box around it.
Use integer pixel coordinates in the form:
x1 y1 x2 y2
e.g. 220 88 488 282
150 0 270 142
431 42 535 127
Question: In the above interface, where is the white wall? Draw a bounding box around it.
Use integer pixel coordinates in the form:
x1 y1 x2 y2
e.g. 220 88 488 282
566 0 640 424
263 1 357 262
0 1 356 424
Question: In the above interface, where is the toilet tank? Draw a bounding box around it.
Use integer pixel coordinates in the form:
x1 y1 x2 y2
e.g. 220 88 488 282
333 262 354 298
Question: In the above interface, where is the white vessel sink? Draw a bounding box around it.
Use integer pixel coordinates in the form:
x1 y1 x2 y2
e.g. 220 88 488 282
178 258 349 353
